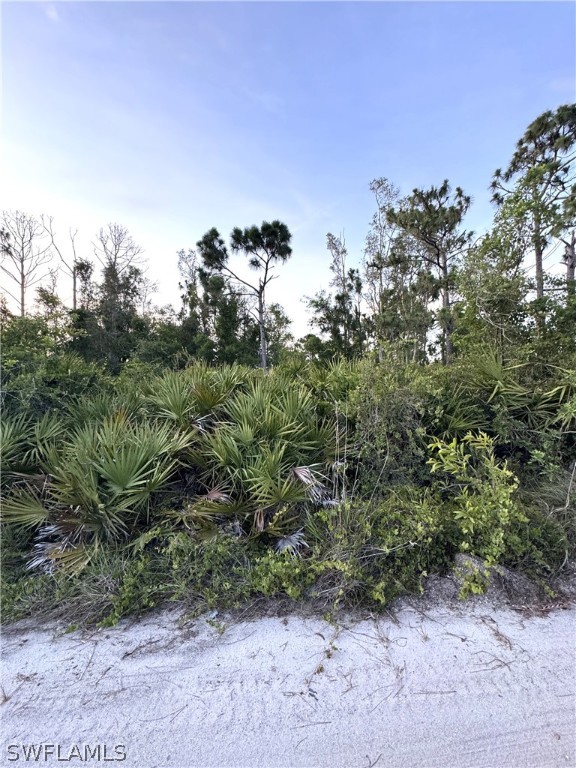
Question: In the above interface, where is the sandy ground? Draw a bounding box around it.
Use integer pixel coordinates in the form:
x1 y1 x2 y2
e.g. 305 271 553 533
1 600 575 768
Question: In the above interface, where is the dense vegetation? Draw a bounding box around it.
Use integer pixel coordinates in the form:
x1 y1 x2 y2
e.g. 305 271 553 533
1 105 575 625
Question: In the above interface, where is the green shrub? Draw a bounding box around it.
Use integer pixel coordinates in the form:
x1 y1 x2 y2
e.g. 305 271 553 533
428 431 529 566
2 352 109 417
3 350 573 628
305 490 453 608
351 360 429 494
251 549 314 599
99 551 166 627
157 531 254 608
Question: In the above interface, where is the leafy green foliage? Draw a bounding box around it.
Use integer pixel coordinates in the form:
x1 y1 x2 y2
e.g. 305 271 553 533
1 412 67 485
491 104 576 303
428 432 528 566
387 180 473 364
351 359 429 494
1 312 108 416
306 234 368 360
303 490 453 608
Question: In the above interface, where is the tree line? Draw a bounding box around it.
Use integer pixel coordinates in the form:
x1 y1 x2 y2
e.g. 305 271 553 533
1 104 575 376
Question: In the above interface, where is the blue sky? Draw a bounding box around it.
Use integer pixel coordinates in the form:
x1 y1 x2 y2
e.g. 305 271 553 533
2 1 575 336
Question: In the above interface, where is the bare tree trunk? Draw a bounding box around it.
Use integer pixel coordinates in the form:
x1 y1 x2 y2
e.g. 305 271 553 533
2 211 53 316
20 262 25 317
534 213 545 302
532 214 547 335
441 256 453 366
70 229 79 311
43 220 79 310
258 292 268 372
565 233 575 297
72 263 77 311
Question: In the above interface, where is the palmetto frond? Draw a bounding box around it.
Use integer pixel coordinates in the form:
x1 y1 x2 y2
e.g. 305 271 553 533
306 419 338 463
29 412 67 466
171 499 236 531
147 372 194 422
201 487 233 503
94 447 176 499
28 537 96 575
180 362 250 417
439 386 486 438
275 387 316 420
230 420 256 448
203 430 244 475
211 364 251 395
291 465 317 486
274 529 309 556
189 381 230 417
68 391 143 427
246 473 308 507
1 489 50 529
0 413 35 478
2 414 195 571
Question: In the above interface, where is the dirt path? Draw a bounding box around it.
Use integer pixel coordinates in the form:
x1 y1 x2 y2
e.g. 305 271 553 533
2 601 575 767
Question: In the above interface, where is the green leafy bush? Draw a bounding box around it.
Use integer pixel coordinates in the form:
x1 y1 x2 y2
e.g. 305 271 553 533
351 360 429 494
428 431 528 566
2 332 109 417
304 490 452 608
251 549 314 600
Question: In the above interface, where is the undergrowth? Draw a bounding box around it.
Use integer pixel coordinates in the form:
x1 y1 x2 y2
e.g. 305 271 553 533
1 359 574 627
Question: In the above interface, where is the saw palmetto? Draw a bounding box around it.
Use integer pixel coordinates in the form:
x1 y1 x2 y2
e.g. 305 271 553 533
1 416 193 573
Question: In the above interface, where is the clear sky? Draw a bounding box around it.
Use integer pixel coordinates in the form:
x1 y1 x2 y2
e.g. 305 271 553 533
2 1 575 336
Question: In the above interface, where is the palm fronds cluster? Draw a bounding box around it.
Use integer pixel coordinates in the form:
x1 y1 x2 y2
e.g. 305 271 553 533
1 363 341 573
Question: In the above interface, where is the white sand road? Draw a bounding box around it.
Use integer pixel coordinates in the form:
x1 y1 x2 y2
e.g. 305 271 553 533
1 600 575 768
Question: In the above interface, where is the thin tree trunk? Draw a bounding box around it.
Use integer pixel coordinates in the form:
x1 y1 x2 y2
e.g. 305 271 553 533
258 292 268 371
441 256 453 366
534 212 545 302
20 261 25 317
72 263 77 311
532 214 547 334
565 233 575 297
